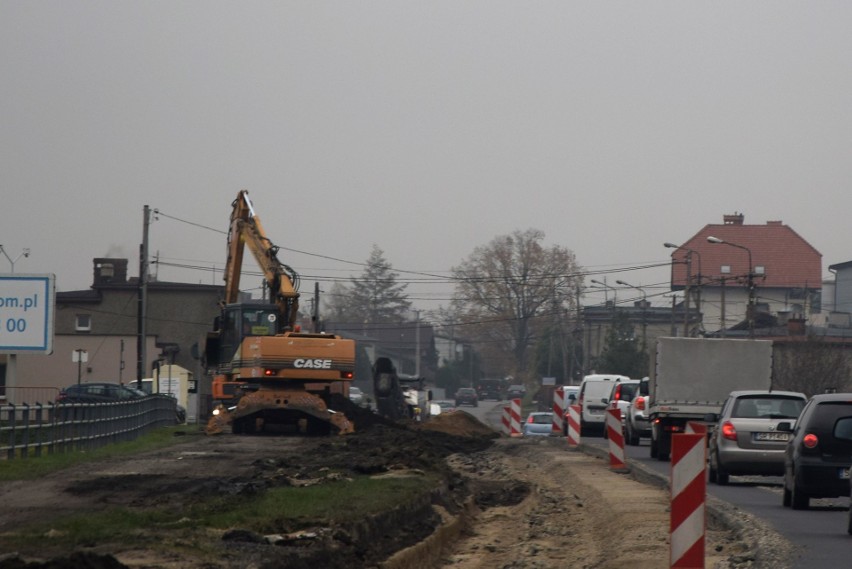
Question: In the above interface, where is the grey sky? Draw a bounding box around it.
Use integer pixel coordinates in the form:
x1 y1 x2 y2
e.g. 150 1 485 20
2 2 851 314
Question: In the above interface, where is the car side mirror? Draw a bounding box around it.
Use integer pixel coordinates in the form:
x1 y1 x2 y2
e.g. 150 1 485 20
568 394 576 402
601 397 609 404
777 421 793 433
704 413 718 423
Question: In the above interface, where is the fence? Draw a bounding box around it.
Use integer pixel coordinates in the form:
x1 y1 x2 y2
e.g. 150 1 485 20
0 395 181 460
0 386 62 406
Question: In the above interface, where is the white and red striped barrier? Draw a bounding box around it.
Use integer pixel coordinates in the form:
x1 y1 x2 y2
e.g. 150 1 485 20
509 398 522 437
552 387 565 434
605 408 628 472
565 404 581 447
685 421 707 436
670 432 707 568
501 406 511 436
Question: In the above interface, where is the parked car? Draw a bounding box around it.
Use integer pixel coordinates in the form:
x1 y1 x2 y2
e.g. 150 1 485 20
707 390 807 485
56 382 146 404
780 392 852 510
523 412 554 437
507 384 526 399
477 379 505 401
603 379 640 439
455 387 479 407
577 374 631 436
624 377 651 445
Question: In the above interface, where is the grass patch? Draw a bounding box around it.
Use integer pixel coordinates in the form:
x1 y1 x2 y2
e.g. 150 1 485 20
0 473 435 551
0 425 202 481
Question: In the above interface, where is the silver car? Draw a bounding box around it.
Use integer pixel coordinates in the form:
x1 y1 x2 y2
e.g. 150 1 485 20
708 390 807 485
523 412 554 437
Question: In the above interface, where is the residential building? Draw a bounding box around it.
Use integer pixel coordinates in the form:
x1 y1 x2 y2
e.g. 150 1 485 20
668 214 822 336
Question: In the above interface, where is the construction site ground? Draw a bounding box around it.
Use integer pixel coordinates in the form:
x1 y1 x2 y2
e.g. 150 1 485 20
0 403 795 569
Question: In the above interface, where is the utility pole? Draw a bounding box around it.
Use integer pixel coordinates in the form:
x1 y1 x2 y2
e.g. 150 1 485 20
683 255 691 337
720 277 726 338
414 310 421 377
137 205 150 389
312 282 320 333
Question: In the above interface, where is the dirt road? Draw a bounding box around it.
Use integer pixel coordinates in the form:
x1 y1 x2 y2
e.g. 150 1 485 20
0 411 794 568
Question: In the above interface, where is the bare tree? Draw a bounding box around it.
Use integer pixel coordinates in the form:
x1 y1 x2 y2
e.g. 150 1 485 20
773 335 852 396
452 229 582 379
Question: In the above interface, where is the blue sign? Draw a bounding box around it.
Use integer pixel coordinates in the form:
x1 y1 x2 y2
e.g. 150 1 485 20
0 274 55 354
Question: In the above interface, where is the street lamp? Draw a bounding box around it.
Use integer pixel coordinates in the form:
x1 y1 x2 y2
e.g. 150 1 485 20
590 279 617 306
664 242 702 336
707 236 755 337
615 279 647 348
0 245 30 273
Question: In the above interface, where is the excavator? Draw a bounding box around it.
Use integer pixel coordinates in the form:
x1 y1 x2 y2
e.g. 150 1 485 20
203 190 356 435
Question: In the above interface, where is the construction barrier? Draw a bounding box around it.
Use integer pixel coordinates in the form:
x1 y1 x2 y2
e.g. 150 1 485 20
670 432 707 568
685 422 707 436
565 404 581 447
509 398 522 437
501 406 511 436
552 387 565 434
605 408 628 472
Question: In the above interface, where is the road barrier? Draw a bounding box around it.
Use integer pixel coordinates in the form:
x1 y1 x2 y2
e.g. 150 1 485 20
605 408 628 472
565 404 581 447
685 422 707 436
551 387 565 434
501 406 511 436
670 432 707 568
509 398 522 437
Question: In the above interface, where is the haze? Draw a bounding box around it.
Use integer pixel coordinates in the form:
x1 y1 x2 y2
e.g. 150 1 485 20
2 2 851 315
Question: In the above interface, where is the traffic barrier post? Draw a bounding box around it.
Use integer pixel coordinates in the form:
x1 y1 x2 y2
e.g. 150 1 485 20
509 398 522 437
552 387 565 434
670 432 707 568
501 406 511 436
565 404 581 447
605 408 628 472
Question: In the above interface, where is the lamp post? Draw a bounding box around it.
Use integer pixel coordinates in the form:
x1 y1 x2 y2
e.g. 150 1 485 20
707 236 755 337
0 246 30 273
590 279 617 306
615 279 647 348
664 242 702 336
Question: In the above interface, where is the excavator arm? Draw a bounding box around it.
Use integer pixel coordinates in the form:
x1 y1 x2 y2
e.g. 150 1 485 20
223 190 300 330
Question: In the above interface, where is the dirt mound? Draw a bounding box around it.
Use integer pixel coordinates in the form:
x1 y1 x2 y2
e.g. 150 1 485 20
414 411 500 438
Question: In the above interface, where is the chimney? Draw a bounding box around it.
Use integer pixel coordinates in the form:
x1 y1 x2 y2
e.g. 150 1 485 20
723 213 744 225
93 258 128 286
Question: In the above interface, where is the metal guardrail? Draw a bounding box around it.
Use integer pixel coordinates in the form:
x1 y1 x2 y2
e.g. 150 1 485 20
0 395 181 460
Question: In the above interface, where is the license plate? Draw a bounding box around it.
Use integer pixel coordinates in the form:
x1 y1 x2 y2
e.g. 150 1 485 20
840 467 851 480
753 432 789 442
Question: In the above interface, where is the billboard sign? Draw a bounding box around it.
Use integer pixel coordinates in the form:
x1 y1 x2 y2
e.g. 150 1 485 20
0 274 55 354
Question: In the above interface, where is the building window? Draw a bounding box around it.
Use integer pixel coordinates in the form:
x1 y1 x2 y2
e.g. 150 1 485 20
721 265 731 274
76 314 91 332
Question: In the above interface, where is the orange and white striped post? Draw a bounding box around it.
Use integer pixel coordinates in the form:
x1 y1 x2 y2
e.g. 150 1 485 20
685 422 707 436
605 408 628 472
509 398 522 437
670 432 707 568
552 387 565 434
566 404 581 447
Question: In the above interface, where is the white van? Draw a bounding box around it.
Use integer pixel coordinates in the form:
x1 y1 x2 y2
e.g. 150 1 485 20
578 374 630 436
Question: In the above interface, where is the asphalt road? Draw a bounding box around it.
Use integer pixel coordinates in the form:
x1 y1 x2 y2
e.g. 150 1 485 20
593 434 850 569
465 400 851 568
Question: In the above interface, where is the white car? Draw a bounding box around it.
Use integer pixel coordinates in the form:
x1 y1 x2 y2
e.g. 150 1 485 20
577 374 631 436
348 386 365 406
603 379 640 439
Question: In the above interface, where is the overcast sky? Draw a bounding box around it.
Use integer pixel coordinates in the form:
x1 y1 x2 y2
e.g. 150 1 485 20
3 2 851 317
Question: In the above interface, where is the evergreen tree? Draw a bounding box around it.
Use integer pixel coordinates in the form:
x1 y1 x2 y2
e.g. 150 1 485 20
324 245 411 324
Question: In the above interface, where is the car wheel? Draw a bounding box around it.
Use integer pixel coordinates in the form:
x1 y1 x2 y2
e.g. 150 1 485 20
791 478 810 510
626 422 639 446
708 459 718 484
650 435 658 458
848 505 852 535
716 465 729 486
657 433 670 462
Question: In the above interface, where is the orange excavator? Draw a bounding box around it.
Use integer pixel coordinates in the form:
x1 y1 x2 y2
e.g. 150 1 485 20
203 190 355 435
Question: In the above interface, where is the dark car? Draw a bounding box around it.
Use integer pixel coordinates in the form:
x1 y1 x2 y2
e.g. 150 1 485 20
506 384 526 399
57 382 146 404
780 392 852 510
455 387 479 407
